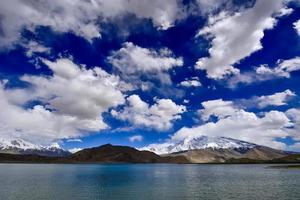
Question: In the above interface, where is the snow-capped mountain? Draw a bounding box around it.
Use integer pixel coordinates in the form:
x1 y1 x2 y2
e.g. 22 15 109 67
0 139 71 157
142 136 257 155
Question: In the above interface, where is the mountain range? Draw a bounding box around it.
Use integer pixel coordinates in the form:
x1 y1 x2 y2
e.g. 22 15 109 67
141 136 258 154
142 136 290 163
0 136 299 164
0 139 71 157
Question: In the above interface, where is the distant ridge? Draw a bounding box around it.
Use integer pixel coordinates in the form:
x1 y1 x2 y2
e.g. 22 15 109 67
69 144 162 163
142 136 291 163
166 145 289 163
142 136 258 155
69 144 189 163
0 142 299 164
0 139 71 157
0 144 189 164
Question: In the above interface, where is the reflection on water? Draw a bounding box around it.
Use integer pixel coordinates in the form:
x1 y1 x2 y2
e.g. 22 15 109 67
0 164 299 200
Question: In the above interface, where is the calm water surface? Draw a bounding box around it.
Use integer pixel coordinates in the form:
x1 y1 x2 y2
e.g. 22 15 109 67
0 164 299 200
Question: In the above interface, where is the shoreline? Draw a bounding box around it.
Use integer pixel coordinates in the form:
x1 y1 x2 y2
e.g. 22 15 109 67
1 161 300 165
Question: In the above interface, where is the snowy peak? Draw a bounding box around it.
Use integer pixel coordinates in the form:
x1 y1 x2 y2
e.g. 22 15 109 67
0 138 40 150
0 138 70 157
184 136 256 150
143 136 257 155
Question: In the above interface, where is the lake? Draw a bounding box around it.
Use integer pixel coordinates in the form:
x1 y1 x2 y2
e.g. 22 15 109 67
0 164 299 200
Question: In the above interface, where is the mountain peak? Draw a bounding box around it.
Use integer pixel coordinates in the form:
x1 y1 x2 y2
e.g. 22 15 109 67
0 138 70 157
100 144 113 148
142 136 258 155
0 138 40 150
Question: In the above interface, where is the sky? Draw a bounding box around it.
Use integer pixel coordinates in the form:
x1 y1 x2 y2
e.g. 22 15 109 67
0 0 300 153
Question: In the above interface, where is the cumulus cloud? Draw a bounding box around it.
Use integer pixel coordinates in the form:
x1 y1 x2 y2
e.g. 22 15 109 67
143 109 294 151
66 138 83 143
100 0 185 30
287 142 300 152
257 57 300 78
129 135 143 142
172 109 292 149
183 99 190 104
199 99 237 121
24 58 126 119
200 90 296 118
195 0 229 14
179 77 201 87
108 42 183 87
285 108 300 141
0 0 185 49
254 89 296 108
0 58 126 145
294 19 300 35
0 0 100 48
228 57 300 87
276 6 293 17
195 0 285 79
144 94 300 151
232 90 296 109
111 95 186 131
194 0 256 16
24 41 50 57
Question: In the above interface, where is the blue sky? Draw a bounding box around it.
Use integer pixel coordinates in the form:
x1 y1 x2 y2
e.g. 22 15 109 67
0 0 300 152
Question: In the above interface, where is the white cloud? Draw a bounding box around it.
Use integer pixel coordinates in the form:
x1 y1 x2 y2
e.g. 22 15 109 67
276 6 293 17
25 41 50 57
228 57 300 87
287 142 300 152
144 96 300 151
0 96 103 145
195 0 285 79
179 77 202 87
199 99 237 121
112 94 186 131
256 57 300 78
0 0 184 48
23 58 126 119
129 135 143 142
227 72 258 88
0 58 126 145
200 90 296 115
255 89 296 108
109 42 183 73
195 0 229 14
108 42 183 87
66 138 83 143
173 107 293 150
0 0 100 48
275 57 300 77
255 64 278 76
111 0 185 30
234 90 296 109
183 99 190 104
285 108 300 141
294 19 300 35
144 109 293 152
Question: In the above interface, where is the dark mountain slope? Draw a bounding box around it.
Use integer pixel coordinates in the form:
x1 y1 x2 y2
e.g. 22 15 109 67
69 144 162 163
0 144 298 164
166 146 288 163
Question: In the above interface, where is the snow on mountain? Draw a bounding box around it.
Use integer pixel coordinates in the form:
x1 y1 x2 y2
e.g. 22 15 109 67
0 138 70 157
141 136 257 155
0 138 41 150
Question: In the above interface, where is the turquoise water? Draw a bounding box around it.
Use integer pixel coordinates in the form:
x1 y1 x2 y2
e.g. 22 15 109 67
0 164 299 200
